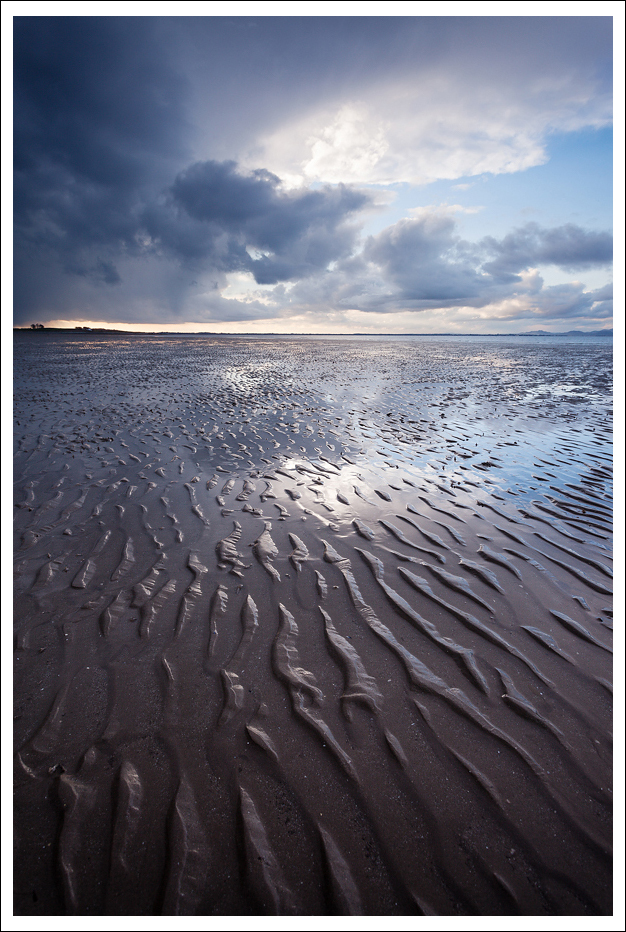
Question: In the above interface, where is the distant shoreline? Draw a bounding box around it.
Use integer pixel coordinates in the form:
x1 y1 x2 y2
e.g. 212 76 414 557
13 327 613 337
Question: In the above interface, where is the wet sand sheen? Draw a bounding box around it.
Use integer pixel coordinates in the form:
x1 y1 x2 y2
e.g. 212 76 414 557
14 333 612 915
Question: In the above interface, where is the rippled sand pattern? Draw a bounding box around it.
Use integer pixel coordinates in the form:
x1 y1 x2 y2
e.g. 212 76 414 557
14 334 612 915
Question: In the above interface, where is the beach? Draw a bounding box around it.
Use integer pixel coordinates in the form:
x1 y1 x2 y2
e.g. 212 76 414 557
13 331 612 916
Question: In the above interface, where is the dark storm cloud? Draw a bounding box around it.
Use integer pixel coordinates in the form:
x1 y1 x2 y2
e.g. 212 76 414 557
481 223 613 281
12 16 374 321
13 16 192 319
12 16 612 327
155 160 371 283
14 17 189 180
14 151 371 306
64 258 122 285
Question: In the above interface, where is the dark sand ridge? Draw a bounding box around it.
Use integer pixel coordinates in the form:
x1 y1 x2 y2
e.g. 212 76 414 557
14 333 612 915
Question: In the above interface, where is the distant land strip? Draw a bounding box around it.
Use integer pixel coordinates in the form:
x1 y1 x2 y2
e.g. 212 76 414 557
13 328 613 336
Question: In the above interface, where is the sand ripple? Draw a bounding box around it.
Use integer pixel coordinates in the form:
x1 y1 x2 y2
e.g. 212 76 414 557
14 333 612 915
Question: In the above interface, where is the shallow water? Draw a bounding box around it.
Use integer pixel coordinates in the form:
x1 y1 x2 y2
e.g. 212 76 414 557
14 332 612 915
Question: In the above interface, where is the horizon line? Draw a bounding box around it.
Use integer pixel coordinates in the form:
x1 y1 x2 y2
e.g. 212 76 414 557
13 327 614 336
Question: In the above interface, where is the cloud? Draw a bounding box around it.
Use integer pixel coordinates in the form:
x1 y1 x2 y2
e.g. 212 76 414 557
13 16 191 317
14 184 613 329
161 160 372 283
362 215 484 302
12 17 612 331
470 281 613 323
64 258 122 286
252 19 612 186
265 211 613 326
13 148 373 321
14 17 190 179
357 215 613 309
481 223 613 281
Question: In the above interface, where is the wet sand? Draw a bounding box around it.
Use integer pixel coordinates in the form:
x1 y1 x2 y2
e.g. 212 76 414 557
13 332 612 915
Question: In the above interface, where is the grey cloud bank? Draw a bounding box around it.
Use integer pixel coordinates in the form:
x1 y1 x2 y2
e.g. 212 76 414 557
13 16 613 330
161 161 371 283
481 224 613 280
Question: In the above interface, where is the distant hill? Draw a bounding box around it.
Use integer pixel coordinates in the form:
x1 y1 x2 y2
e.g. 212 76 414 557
523 329 612 336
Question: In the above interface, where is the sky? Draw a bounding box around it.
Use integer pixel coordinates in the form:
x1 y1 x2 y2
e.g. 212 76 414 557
9 6 618 333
